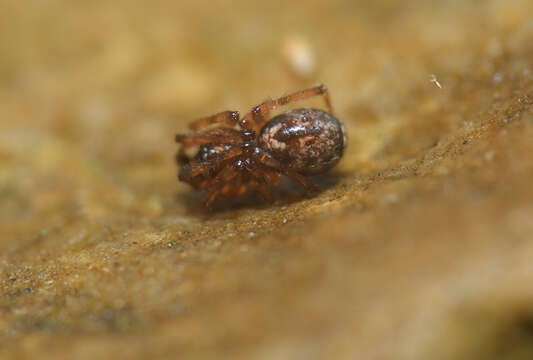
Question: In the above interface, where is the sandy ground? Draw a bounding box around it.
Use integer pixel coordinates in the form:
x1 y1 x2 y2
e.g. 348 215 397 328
1 0 533 359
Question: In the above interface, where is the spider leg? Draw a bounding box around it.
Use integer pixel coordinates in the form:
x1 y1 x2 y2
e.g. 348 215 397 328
253 150 318 192
252 149 282 169
282 170 319 193
204 188 220 207
261 167 281 186
176 147 189 166
234 177 249 197
188 110 240 131
176 128 244 148
203 162 242 207
245 164 277 203
176 128 243 143
254 180 273 203
176 134 237 147
241 84 334 131
258 172 277 203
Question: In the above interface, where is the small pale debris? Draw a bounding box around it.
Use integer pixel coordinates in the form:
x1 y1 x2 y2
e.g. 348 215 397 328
429 74 443 89
248 231 256 237
484 151 496 161
281 34 316 76
147 196 163 215
380 193 399 206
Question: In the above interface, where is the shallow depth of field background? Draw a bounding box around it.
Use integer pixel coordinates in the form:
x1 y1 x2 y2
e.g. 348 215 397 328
2 1 533 359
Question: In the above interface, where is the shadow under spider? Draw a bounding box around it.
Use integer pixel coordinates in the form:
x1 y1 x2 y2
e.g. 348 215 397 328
177 170 347 217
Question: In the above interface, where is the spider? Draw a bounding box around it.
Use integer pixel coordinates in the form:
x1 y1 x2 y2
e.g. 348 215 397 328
175 84 346 206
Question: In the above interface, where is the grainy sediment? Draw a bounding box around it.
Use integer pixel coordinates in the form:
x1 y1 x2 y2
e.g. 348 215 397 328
1 1 533 359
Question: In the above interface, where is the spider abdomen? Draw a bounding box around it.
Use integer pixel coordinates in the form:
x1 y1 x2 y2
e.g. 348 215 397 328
258 108 346 175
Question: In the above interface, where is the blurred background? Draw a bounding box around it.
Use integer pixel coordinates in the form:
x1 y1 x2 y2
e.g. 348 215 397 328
2 0 533 359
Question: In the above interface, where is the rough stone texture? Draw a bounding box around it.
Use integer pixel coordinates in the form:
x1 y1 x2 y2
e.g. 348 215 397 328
1 1 533 359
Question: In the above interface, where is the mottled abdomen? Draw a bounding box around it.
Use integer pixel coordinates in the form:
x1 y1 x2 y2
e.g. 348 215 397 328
258 108 346 175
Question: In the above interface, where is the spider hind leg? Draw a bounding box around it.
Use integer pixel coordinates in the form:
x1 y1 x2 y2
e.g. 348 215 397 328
241 84 334 132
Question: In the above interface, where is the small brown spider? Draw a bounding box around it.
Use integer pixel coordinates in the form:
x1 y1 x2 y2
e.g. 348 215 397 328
175 84 346 206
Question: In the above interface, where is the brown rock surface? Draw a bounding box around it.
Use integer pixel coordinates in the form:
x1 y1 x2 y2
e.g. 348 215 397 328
2 1 533 359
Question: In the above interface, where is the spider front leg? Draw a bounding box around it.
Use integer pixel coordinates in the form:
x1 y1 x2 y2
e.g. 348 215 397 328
176 128 243 149
188 110 240 131
241 84 334 132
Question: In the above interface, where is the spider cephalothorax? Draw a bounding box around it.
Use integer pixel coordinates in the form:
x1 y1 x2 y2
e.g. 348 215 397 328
175 84 346 206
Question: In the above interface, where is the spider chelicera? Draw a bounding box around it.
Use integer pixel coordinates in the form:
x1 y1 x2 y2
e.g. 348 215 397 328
175 84 347 206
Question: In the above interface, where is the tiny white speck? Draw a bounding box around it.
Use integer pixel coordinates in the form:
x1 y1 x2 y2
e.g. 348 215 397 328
429 74 443 89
